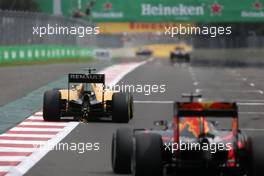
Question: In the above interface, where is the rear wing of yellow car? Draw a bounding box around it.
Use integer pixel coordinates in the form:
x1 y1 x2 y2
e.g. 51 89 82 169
68 73 105 84
67 73 106 102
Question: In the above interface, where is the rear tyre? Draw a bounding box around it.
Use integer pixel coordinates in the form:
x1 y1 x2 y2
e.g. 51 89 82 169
43 90 61 121
129 94 134 120
170 53 175 62
132 133 163 176
112 92 130 123
248 135 264 176
112 127 133 174
185 54 190 62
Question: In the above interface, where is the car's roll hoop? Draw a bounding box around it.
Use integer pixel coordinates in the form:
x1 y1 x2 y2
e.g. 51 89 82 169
182 93 202 102
83 67 96 74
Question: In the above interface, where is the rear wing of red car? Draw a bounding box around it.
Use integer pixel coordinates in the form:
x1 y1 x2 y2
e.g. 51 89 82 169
172 102 239 150
174 102 238 117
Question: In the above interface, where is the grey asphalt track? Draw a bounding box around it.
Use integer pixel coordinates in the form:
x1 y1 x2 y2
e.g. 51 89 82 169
0 62 107 107
25 58 264 176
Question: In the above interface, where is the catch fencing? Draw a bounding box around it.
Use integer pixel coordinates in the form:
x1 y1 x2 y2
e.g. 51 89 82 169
0 10 95 62
0 10 94 46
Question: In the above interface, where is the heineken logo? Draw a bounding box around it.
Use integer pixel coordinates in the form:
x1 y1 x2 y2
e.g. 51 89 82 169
93 2 123 19
241 1 264 18
253 1 262 10
210 3 222 15
103 2 112 10
141 4 205 16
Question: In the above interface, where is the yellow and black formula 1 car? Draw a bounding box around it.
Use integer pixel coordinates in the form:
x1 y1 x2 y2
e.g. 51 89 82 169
43 68 133 123
170 46 191 63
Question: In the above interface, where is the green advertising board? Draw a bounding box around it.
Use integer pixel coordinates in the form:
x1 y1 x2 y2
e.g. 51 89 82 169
0 45 93 63
37 0 264 22
37 0 53 14
91 0 264 22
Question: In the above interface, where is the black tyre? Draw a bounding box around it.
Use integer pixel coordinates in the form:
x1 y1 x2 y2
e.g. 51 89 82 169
112 92 130 123
132 133 163 176
185 54 190 62
170 53 174 61
129 94 134 120
112 127 133 174
43 90 61 121
248 135 264 176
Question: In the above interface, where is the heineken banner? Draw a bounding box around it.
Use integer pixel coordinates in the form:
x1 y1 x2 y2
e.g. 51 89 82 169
89 0 264 22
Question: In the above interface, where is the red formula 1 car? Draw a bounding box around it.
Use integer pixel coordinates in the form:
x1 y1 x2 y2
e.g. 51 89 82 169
111 94 264 176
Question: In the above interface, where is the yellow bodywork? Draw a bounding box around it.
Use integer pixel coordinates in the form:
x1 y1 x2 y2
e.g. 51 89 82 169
59 83 113 102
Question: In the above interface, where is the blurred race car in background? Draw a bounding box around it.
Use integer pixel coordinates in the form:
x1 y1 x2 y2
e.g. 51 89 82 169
135 47 153 56
93 49 111 60
43 68 133 123
170 46 191 63
111 94 263 176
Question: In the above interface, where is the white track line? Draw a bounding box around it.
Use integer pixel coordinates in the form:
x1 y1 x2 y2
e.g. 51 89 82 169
242 128 264 132
27 116 43 120
20 122 68 126
196 89 263 94
134 100 173 104
0 147 37 152
134 101 264 106
239 112 264 115
0 166 13 172
199 99 264 103
9 128 62 132
34 112 43 116
237 99 264 102
0 140 46 145
238 103 264 106
0 156 25 162
0 134 54 138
